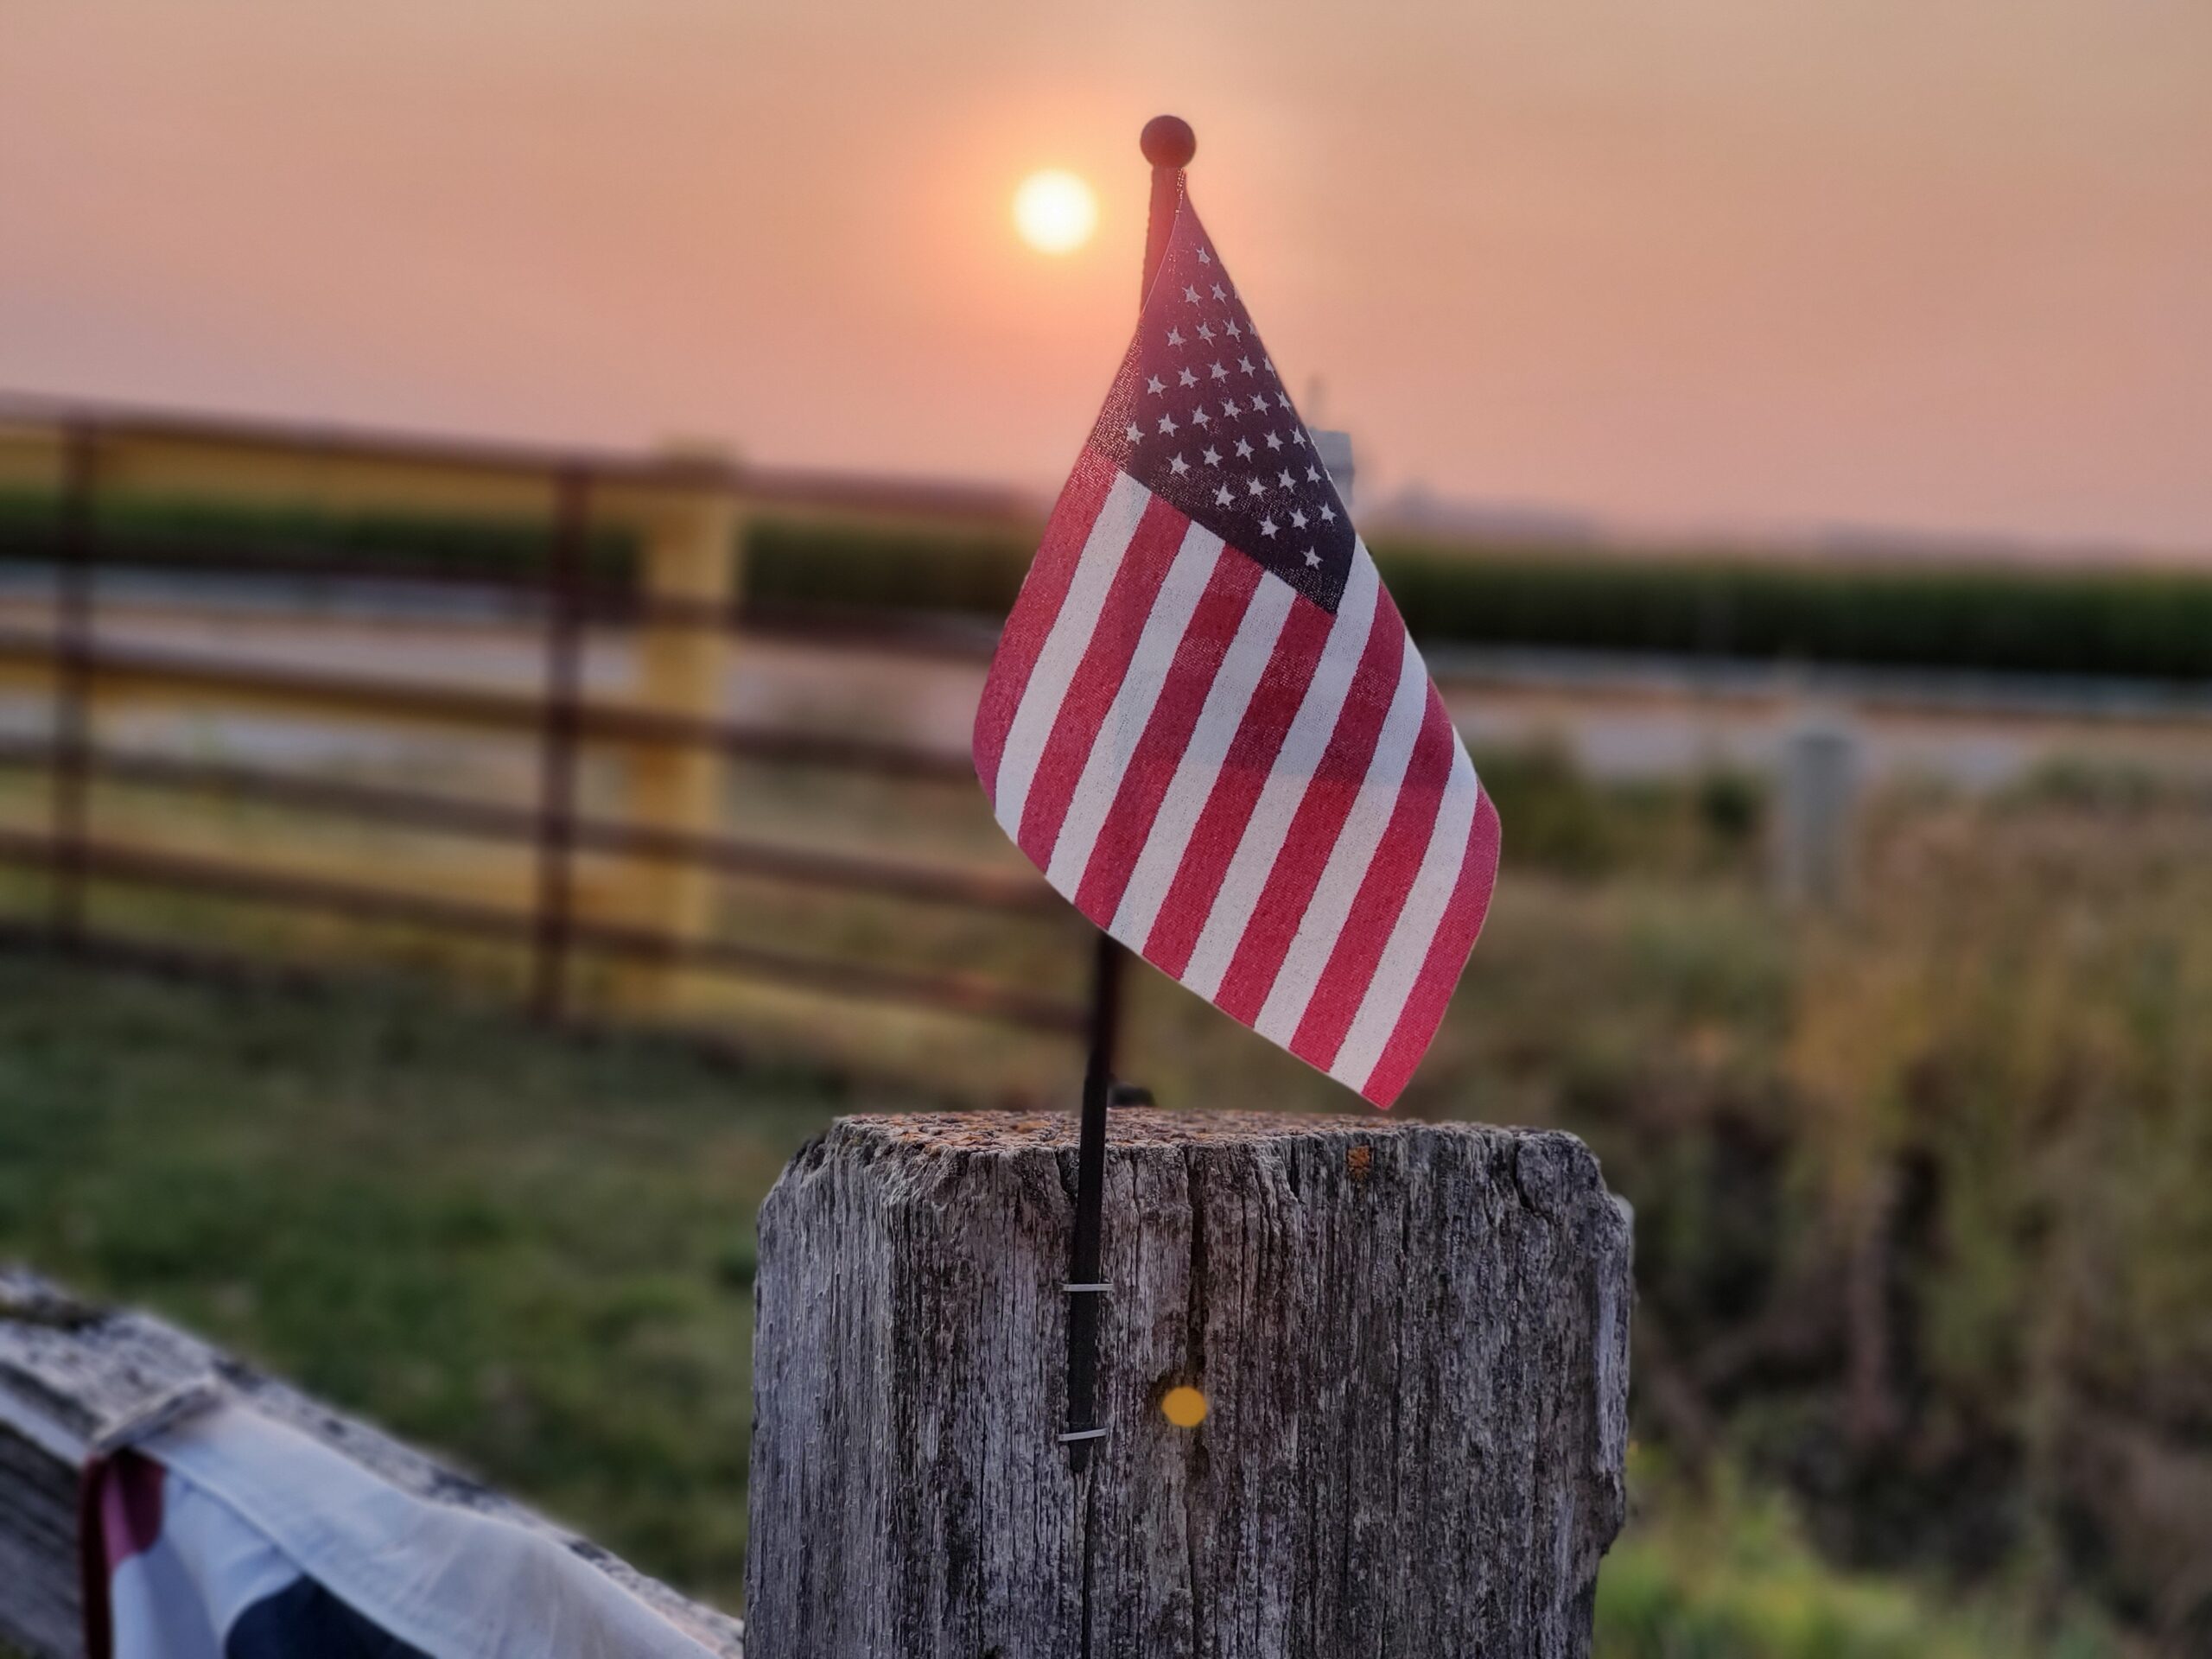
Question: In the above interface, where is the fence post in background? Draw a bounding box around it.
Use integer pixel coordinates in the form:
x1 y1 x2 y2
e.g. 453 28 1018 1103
528 467 593 1021
48 425 98 949
607 485 742 1015
1774 706 1860 909
747 1112 1632 1658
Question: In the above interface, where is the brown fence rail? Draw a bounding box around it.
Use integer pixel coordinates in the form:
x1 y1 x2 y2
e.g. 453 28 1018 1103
0 406 1108 1056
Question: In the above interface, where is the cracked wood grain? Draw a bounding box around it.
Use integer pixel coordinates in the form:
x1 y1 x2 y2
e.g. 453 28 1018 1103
746 1110 1633 1659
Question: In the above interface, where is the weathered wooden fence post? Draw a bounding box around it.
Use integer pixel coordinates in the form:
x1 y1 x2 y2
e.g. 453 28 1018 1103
607 482 744 1016
746 1110 1633 1659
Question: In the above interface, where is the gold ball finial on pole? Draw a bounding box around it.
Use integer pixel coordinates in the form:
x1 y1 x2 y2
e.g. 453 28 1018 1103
1140 114 1196 169
1139 116 1196 299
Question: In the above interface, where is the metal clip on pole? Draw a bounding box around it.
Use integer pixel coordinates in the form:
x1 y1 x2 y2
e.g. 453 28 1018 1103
1061 929 1122 1463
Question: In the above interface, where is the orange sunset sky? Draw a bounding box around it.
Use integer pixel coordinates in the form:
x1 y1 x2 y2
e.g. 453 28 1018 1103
3 2 2208 552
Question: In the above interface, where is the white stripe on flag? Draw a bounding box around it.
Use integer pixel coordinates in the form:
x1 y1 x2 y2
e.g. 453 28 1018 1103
148 1402 723 1659
110 1478 301 1659
1046 522 1224 893
991 470 1151 837
1254 638 1433 1044
1328 745 1484 1090
1179 550 1382 1001
1108 573 1298 949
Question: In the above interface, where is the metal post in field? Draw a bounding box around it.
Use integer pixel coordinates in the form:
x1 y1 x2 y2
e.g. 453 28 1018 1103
528 467 592 1021
48 425 97 948
1775 706 1860 909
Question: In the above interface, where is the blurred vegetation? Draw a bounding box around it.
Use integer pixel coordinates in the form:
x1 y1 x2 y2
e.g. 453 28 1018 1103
0 489 638 587
752 518 2212 682
7 490 2212 679
3 755 2206 1652
1598 1456 2123 1658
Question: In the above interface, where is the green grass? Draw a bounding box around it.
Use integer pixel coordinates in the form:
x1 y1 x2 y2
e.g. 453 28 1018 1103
1597 1458 2122 1659
0 963 869 1602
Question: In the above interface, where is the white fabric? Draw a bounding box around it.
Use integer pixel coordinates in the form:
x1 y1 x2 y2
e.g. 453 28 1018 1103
110 1479 288 1659
139 1402 720 1659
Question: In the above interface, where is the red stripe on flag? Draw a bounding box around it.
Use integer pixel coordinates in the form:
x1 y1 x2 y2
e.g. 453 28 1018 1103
1141 594 1336 978
1211 600 1408 1025
99 1451 166 1568
1358 786 1503 1108
1015 493 1192 865
971 446 1118 806
1071 549 1262 925
1287 686 1459 1071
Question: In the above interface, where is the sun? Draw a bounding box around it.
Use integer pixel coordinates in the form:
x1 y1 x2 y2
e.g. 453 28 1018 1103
1013 169 1097 255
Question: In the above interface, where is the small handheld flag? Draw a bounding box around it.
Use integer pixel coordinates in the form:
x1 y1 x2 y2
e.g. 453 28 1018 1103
976 127 1500 1109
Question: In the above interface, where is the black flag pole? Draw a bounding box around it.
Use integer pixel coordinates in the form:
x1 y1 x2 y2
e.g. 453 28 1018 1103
1061 114 1194 1471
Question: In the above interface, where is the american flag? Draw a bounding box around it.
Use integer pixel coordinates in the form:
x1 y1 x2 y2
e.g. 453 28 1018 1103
976 188 1500 1108
85 1400 717 1659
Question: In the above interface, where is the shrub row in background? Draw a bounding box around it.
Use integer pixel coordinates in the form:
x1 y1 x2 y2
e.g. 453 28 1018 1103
6 491 2209 682
749 518 2212 683
1372 541 2212 682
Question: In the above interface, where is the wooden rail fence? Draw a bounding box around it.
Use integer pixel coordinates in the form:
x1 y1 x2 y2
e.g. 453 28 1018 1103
0 394 1115 1057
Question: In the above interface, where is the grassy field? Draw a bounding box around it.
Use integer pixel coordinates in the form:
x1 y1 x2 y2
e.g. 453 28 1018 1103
5 759 2202 1652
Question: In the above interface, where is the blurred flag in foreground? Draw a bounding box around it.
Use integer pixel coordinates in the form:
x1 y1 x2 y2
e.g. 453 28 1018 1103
85 1401 715 1658
975 190 1500 1107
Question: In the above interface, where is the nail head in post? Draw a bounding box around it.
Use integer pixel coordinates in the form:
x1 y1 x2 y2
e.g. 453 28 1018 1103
1140 115 1196 170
